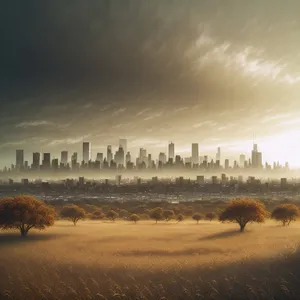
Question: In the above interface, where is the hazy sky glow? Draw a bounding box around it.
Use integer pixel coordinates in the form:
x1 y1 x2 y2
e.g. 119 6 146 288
1 1 300 168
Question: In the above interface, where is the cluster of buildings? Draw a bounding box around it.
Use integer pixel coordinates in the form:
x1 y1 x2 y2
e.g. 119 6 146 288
5 139 289 174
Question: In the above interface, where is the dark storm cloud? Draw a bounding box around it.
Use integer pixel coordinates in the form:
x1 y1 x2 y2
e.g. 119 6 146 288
1 0 300 166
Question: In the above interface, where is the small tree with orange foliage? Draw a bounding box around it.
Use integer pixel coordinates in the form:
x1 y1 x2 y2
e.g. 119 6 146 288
271 204 299 226
219 199 268 232
60 205 86 225
0 195 55 237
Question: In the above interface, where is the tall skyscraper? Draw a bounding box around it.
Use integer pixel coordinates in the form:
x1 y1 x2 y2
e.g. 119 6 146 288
159 152 167 164
216 147 221 162
61 151 68 165
32 152 40 169
239 154 246 168
139 148 147 164
225 159 230 169
191 143 199 165
107 145 112 164
148 154 152 168
168 142 175 160
96 153 104 163
16 150 24 170
115 146 125 166
42 153 51 169
119 138 127 154
251 144 262 168
71 152 78 163
256 152 262 168
83 142 91 163
126 151 131 163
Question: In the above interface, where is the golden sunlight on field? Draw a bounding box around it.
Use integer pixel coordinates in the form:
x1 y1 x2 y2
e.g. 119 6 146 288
1 221 300 299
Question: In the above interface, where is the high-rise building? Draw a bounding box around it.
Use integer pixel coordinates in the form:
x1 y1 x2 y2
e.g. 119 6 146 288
52 158 59 169
71 152 78 170
71 152 78 163
107 145 112 165
251 144 262 168
42 153 51 169
126 152 131 163
96 153 104 163
225 159 230 169
191 143 199 165
61 151 68 165
32 152 40 169
216 147 221 162
239 154 246 168
256 152 262 168
159 152 166 164
119 139 127 154
168 142 175 160
139 148 147 164
115 146 125 166
16 150 24 170
83 142 91 163
148 154 152 168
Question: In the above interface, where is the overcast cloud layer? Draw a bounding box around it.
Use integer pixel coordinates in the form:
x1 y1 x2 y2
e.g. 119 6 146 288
1 1 300 167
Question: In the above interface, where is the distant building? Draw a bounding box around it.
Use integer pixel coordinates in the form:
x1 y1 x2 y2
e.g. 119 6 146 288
216 147 221 162
107 145 112 165
126 152 131 163
225 159 229 169
115 146 125 167
83 142 91 164
52 158 59 169
61 151 68 165
42 153 51 169
158 152 166 164
197 175 205 185
168 142 175 161
119 139 127 154
32 152 40 169
192 143 199 165
96 153 104 164
239 154 246 168
16 150 24 170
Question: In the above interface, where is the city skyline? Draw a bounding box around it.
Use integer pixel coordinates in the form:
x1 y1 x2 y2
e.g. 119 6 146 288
3 139 291 174
1 2 300 168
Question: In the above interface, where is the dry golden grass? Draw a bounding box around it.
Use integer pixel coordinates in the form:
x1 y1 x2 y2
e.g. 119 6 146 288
1 220 300 299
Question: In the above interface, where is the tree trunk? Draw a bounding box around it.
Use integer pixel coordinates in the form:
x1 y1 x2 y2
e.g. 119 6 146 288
240 224 246 232
156 219 158 224
20 227 28 237
197 220 199 224
73 220 77 226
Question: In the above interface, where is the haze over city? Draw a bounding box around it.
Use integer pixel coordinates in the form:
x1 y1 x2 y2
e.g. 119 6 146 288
1 1 300 168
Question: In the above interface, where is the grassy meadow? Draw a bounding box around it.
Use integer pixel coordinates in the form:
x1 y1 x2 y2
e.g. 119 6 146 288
1 220 300 299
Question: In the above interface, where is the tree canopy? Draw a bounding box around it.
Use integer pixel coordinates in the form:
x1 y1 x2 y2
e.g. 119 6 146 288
106 210 119 221
192 213 203 224
205 212 216 221
128 214 140 224
176 214 184 223
271 204 299 226
219 199 268 232
163 210 175 221
150 207 163 223
60 205 86 225
0 195 55 236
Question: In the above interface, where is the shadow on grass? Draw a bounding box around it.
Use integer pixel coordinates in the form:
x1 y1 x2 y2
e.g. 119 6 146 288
115 247 230 257
2 247 300 300
53 223 77 227
0 233 67 246
199 229 244 240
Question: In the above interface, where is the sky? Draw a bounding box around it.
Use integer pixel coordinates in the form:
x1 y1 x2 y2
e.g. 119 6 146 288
1 0 300 168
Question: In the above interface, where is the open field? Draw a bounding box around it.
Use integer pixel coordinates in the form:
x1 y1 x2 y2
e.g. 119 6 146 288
1 220 300 299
